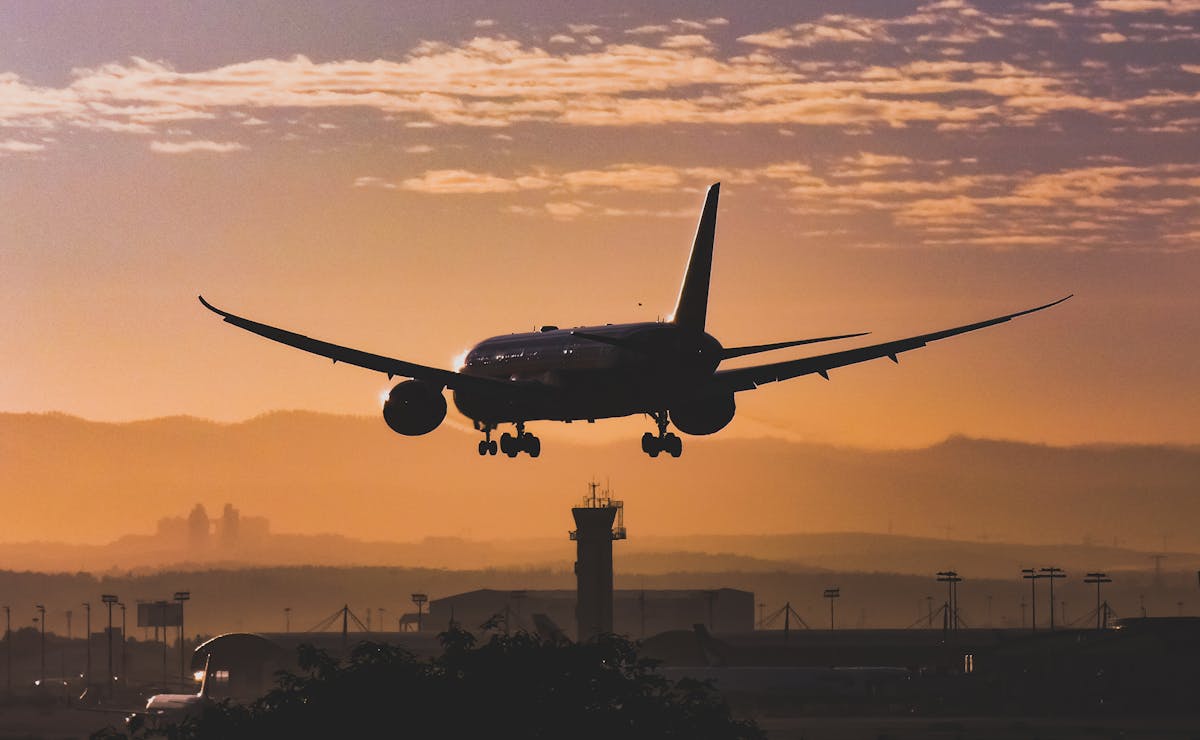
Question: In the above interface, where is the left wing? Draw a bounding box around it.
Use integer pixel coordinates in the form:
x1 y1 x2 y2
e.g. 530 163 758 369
198 296 544 397
714 295 1071 392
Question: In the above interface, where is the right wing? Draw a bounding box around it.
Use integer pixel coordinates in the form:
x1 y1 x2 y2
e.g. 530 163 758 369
714 295 1071 392
198 296 543 397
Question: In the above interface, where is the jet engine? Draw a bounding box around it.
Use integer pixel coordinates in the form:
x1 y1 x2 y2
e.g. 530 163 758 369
670 393 735 435
382 380 447 436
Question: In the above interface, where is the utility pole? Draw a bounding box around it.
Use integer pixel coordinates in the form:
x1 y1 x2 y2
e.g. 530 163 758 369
1084 572 1112 631
284 607 291 633
174 592 190 683
823 588 840 631
1040 568 1065 631
936 571 962 632
81 602 90 691
35 604 46 683
1022 568 1042 632
101 594 118 698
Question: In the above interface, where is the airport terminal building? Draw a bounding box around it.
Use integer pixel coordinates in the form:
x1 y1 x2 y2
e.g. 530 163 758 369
427 588 754 639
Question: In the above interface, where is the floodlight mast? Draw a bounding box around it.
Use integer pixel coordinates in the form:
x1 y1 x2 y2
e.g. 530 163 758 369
101 594 118 698
823 588 840 631
411 594 428 632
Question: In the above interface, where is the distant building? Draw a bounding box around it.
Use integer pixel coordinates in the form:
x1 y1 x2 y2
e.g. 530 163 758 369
187 504 210 549
429 588 754 639
155 503 270 554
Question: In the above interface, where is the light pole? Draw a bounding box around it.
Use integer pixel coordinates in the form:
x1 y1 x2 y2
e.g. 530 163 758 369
3 605 10 695
823 588 840 631
1040 568 1065 631
174 592 190 683
411 594 428 632
34 604 46 683
81 602 91 690
118 603 126 687
101 594 118 698
1084 572 1112 630
284 607 291 633
1022 568 1042 632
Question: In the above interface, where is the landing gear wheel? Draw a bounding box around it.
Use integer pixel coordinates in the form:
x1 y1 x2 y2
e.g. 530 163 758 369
665 433 682 458
488 440 498 455
642 412 679 458
526 435 541 458
500 432 518 457
478 440 488 456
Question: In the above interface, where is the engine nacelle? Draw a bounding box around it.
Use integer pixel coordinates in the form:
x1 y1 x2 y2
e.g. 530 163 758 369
670 394 736 436
382 380 447 436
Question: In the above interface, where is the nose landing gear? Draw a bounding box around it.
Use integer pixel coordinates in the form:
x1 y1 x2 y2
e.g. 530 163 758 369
476 424 498 456
641 411 682 458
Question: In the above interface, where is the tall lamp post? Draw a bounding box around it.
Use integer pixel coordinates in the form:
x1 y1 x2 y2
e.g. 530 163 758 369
3 605 10 695
823 588 840 631
174 592 190 683
101 594 118 698
34 604 46 683
118 602 126 687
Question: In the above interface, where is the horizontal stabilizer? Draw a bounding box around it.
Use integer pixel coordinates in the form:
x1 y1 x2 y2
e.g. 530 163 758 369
721 332 869 360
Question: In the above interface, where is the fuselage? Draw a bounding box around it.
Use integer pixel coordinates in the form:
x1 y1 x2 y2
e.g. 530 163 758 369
453 321 723 424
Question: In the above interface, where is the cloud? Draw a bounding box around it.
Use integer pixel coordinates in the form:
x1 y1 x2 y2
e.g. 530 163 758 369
660 34 713 50
0 139 46 153
0 8 1194 143
148 139 246 154
624 24 669 35
738 17 893 48
1095 0 1200 13
404 144 434 154
399 169 554 194
473 19 497 28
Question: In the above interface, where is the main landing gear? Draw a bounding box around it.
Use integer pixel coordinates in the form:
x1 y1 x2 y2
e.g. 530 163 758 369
642 411 682 458
477 422 540 458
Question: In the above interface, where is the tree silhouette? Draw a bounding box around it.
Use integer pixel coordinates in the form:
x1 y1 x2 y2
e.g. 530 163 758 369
94 628 762 740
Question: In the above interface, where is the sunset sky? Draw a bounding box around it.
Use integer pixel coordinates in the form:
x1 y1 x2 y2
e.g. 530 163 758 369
2 0 1198 450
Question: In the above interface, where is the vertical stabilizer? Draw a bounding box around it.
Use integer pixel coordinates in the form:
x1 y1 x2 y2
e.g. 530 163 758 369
197 654 212 698
671 183 720 332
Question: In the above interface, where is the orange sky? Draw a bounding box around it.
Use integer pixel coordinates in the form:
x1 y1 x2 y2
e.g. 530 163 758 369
2 0 1198 450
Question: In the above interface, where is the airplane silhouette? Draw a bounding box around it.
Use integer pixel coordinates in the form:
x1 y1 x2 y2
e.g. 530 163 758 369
200 183 1070 458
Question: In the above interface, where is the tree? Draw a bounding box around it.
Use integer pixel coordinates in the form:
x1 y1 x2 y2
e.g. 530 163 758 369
94 629 763 740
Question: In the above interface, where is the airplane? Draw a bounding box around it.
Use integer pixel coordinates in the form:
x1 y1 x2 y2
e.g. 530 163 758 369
125 654 214 731
199 182 1070 459
80 655 214 731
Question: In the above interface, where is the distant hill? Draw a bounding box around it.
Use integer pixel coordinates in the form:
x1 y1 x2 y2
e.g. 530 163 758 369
1 411 1198 555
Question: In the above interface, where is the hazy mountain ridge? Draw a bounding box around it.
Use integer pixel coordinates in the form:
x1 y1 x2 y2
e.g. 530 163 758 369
2 411 1198 554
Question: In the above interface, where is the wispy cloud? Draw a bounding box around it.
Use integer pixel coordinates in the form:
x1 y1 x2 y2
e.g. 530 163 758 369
149 139 246 154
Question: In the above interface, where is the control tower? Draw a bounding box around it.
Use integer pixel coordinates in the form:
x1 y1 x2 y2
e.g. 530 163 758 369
570 482 626 640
